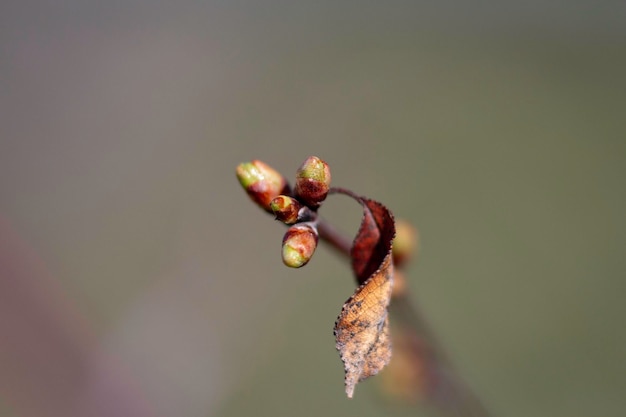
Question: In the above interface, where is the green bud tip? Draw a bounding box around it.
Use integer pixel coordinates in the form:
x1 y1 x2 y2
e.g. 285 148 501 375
282 224 318 268
294 156 331 208
270 195 302 225
236 160 287 211
296 156 331 184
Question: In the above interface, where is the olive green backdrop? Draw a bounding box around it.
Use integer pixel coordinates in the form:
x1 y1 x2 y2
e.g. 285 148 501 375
1 2 624 417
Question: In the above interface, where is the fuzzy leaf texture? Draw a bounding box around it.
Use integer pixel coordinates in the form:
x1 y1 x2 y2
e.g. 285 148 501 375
334 198 395 398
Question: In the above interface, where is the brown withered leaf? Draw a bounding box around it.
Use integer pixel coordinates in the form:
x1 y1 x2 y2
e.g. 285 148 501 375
334 197 395 398
351 199 396 285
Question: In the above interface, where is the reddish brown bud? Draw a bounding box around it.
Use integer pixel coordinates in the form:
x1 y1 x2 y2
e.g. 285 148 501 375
270 195 304 225
282 223 318 268
236 160 289 212
294 156 331 209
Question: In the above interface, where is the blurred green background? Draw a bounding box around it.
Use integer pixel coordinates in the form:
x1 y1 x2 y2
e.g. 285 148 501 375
1 1 625 417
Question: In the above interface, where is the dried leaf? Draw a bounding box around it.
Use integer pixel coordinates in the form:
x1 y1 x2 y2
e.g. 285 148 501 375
334 197 395 398
351 199 395 285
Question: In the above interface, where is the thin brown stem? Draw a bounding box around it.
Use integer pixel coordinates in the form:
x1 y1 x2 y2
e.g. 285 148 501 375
316 218 352 258
328 186 362 201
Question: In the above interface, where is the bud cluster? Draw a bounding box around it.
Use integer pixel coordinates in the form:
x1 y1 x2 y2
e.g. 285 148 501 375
236 155 332 268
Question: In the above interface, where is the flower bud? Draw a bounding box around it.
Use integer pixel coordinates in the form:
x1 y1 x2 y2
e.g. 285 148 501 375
392 219 418 267
282 223 318 268
391 270 408 299
236 160 289 212
270 195 304 225
294 156 331 209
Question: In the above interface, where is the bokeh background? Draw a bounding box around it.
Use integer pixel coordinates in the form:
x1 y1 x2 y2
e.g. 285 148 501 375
1 1 625 417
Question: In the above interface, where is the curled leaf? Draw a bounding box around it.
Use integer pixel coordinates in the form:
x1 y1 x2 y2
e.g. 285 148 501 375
351 199 396 285
334 197 395 398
